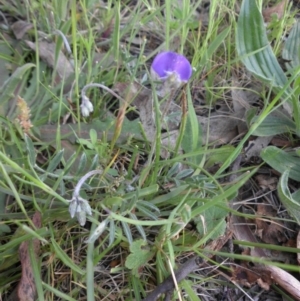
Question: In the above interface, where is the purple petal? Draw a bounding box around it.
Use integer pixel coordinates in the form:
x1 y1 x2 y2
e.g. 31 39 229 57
151 51 192 82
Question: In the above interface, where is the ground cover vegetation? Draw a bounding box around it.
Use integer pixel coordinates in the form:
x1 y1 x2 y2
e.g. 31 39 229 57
1 0 300 300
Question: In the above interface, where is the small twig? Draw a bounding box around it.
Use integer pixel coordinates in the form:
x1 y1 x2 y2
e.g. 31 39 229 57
142 256 203 301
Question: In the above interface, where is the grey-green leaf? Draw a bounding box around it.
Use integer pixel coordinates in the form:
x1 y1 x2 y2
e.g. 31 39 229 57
260 146 300 181
248 112 296 136
282 21 300 72
277 170 300 224
24 134 36 166
236 0 288 89
47 150 65 173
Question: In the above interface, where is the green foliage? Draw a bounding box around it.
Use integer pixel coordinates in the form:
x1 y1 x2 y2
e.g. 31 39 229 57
1 0 299 299
261 146 300 181
195 205 227 240
278 170 300 224
125 239 155 276
236 0 288 88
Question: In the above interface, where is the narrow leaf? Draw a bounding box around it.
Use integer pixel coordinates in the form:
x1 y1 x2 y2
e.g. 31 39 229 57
51 238 85 275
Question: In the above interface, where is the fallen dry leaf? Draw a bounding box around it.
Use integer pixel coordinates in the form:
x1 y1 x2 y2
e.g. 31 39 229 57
230 214 300 300
17 212 42 301
114 81 185 158
263 0 287 22
25 40 74 81
255 204 285 245
11 20 33 40
244 136 273 160
255 174 277 191
232 264 272 289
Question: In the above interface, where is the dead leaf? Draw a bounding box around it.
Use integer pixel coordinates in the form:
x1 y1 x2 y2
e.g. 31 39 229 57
199 114 238 145
255 204 286 244
270 137 292 147
17 212 42 301
114 81 185 158
232 261 273 290
230 213 300 299
263 0 287 22
244 136 273 160
255 174 277 191
11 21 33 40
25 40 74 80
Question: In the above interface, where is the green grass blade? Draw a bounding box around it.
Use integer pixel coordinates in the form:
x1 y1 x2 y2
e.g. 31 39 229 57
50 237 85 275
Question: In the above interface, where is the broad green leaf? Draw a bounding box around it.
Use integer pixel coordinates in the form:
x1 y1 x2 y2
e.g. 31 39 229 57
204 145 235 168
277 170 300 224
195 205 227 240
261 146 300 181
236 0 288 89
282 21 300 72
247 112 296 136
125 239 154 276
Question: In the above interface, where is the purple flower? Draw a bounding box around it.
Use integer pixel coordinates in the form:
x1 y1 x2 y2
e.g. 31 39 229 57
151 51 192 83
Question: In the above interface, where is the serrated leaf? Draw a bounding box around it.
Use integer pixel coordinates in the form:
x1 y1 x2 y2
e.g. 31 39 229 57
236 0 288 89
125 239 154 276
260 146 300 181
277 170 300 224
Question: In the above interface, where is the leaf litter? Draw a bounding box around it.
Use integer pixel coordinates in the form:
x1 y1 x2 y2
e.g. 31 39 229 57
1 0 300 300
